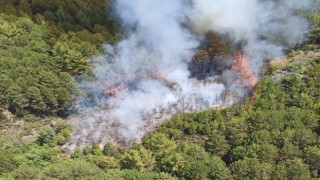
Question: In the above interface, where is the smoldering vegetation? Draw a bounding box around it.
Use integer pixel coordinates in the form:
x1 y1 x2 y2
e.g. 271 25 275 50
65 0 312 150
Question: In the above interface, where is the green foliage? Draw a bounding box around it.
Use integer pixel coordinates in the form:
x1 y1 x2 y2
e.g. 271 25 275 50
23 114 40 122
157 152 186 175
52 40 98 75
177 144 211 180
192 32 229 65
111 169 178 180
44 159 104 179
36 121 71 146
87 155 121 170
144 133 177 159
305 8 320 44
12 165 42 179
120 145 155 171
208 156 232 180
304 146 320 176
14 144 59 168
82 146 92 155
0 149 18 174
0 0 121 117
36 127 54 146
0 1 320 180
284 158 312 180
103 142 120 156
205 134 230 156
0 0 121 40
71 148 84 159
152 47 320 178
0 14 81 116
230 158 273 180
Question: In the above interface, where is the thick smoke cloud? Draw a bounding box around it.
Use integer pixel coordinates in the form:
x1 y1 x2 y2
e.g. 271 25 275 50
66 0 311 149
189 0 311 71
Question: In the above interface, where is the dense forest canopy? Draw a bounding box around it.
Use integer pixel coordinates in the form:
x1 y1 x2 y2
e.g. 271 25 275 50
0 0 121 117
0 0 319 179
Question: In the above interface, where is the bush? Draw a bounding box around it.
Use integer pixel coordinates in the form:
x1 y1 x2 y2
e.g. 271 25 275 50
103 142 119 156
0 149 18 174
13 165 42 179
36 127 54 146
44 159 104 179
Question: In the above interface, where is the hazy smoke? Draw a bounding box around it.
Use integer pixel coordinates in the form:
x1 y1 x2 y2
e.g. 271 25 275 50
66 0 311 149
190 0 311 71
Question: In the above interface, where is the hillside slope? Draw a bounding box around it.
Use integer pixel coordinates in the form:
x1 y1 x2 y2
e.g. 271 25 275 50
0 1 319 179
1 41 319 180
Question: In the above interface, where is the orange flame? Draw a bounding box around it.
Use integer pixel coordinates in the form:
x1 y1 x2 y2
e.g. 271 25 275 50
103 72 167 96
232 51 257 88
152 73 167 80
232 51 257 104
104 85 123 95
249 86 257 104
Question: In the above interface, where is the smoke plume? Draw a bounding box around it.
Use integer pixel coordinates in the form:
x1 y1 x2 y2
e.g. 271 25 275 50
66 0 311 149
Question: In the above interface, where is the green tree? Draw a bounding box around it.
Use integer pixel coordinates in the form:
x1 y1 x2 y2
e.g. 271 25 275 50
0 149 18 174
12 165 42 179
225 118 248 146
304 146 320 177
230 158 272 180
279 141 302 161
103 142 119 156
18 0 32 15
205 134 230 157
144 133 177 159
246 144 278 163
36 127 55 146
87 155 120 170
178 143 211 180
247 129 273 145
158 152 186 174
44 159 104 179
120 146 155 171
272 163 288 180
285 158 312 180
208 156 233 180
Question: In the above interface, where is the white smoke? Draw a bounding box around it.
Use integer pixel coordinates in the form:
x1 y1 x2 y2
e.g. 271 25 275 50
189 0 311 72
66 0 311 149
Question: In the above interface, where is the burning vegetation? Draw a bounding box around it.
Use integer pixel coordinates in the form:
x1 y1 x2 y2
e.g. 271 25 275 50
103 73 167 96
102 50 257 98
66 0 311 150
67 31 261 150
101 33 256 102
66 41 258 149
232 51 257 88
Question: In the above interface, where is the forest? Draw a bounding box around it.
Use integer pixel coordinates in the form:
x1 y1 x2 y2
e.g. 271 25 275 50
0 0 320 179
